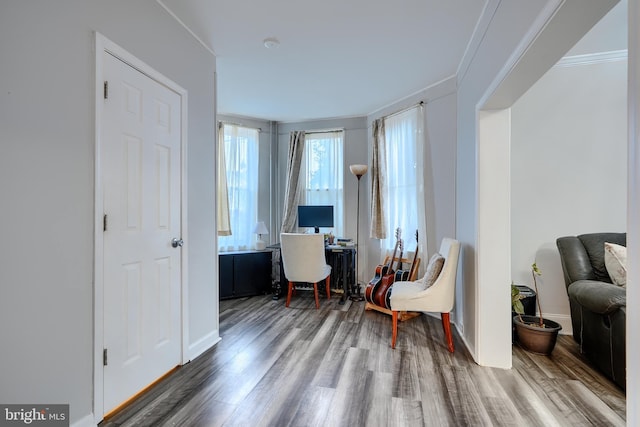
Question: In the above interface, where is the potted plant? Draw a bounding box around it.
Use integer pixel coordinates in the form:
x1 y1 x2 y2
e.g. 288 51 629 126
512 263 562 355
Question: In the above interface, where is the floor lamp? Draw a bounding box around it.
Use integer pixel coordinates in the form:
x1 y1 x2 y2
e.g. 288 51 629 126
349 164 368 301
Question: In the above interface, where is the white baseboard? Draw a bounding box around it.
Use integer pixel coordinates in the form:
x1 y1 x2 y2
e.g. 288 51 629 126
542 313 573 336
442 313 573 367
454 322 476 360
72 412 96 427
424 313 477 365
186 330 221 362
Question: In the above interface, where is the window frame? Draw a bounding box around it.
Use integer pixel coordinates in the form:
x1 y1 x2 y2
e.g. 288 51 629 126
217 123 260 252
300 130 345 237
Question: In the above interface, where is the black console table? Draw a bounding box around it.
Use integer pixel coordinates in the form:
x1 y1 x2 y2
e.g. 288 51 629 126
219 250 272 300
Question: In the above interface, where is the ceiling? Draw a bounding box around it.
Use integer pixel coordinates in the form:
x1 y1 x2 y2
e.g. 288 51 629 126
158 0 627 123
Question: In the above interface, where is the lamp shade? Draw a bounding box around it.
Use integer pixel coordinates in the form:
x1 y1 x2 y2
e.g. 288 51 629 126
349 164 368 177
253 221 269 235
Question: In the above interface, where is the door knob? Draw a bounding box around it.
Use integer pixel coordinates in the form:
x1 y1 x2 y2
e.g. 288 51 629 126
171 238 184 248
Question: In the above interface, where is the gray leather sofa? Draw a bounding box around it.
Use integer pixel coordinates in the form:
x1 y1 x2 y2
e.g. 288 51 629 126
556 232 626 390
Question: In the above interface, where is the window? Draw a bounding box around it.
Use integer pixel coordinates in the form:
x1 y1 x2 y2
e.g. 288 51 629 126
218 124 259 251
301 131 344 236
381 107 424 251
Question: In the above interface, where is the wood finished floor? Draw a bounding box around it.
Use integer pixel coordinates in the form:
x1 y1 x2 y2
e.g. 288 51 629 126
101 293 626 427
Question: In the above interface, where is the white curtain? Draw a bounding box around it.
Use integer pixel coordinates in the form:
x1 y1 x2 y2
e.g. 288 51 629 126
301 131 344 236
217 122 231 236
218 124 259 251
381 106 426 261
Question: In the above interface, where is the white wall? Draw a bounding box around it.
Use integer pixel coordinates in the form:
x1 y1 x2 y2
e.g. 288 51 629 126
456 0 618 367
0 1 217 425
424 92 458 253
510 57 627 333
456 0 554 365
477 109 513 368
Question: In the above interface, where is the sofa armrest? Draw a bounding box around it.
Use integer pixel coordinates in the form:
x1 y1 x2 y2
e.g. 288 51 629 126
568 280 626 315
557 236 597 286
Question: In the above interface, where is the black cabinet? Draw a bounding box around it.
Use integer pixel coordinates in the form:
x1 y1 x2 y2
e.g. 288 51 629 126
219 250 272 300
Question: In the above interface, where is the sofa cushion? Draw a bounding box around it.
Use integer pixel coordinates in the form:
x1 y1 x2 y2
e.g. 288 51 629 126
604 242 627 287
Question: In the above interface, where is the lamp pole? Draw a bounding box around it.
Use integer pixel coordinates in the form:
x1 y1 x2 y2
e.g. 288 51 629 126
349 164 368 301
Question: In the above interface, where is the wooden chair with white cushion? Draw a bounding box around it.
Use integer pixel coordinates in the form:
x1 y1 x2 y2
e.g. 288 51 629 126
390 237 460 352
280 233 332 309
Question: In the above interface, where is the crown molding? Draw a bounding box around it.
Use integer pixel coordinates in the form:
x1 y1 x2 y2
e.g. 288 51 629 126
555 49 627 68
156 0 216 57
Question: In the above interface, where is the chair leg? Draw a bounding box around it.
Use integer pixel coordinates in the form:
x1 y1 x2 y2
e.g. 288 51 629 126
391 310 398 349
313 283 320 309
286 281 294 308
325 276 331 299
441 312 454 353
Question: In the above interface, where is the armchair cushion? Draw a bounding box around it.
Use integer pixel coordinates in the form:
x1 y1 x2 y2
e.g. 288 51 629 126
418 253 444 290
389 280 426 300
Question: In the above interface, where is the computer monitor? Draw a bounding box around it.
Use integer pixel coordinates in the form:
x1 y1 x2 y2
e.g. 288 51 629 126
297 205 334 233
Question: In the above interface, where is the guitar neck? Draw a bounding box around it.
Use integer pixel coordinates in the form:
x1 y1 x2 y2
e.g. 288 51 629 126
395 250 404 271
406 230 418 280
387 228 401 271
389 244 399 268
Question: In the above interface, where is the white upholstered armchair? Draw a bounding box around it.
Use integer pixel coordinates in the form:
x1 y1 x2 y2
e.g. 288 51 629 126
280 233 332 309
390 237 461 351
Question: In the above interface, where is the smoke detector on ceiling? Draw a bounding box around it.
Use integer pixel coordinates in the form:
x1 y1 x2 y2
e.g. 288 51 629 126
263 37 280 49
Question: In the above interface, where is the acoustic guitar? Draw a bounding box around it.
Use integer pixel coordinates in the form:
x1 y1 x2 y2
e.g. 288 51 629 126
384 230 419 309
365 228 401 305
373 235 404 308
395 229 418 282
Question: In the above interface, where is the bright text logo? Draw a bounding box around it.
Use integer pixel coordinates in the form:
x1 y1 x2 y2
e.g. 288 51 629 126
0 405 68 426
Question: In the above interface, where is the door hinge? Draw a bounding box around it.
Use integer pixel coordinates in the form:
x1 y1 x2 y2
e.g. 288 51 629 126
103 214 107 232
103 81 109 99
103 348 108 366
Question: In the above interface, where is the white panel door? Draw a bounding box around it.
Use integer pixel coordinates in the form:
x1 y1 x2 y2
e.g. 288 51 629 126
101 51 182 414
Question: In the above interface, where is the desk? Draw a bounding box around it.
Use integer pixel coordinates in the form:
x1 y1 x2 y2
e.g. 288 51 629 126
267 243 356 304
326 245 356 304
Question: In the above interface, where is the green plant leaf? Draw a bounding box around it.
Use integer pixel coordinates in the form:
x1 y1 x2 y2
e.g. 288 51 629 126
511 284 518 297
512 300 524 314
511 284 524 313
531 262 541 276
